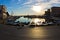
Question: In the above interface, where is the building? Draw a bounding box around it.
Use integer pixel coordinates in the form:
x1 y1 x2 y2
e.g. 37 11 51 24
45 7 60 23
0 5 9 24
51 7 60 24
51 7 60 17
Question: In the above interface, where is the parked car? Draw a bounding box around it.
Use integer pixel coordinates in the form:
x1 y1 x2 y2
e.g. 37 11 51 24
6 19 14 25
12 21 20 26
47 22 54 25
6 19 20 26
54 20 60 25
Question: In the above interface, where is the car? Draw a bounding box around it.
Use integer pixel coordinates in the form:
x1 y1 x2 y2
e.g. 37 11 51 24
6 19 14 25
6 19 20 26
13 22 20 26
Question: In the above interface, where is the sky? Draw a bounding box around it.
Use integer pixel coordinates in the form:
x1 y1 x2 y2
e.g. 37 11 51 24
0 0 60 16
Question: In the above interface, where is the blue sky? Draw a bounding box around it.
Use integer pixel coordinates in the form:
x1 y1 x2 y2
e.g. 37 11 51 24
0 0 60 15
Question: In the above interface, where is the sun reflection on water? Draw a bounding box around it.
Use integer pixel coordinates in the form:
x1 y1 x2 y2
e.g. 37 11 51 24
28 27 47 38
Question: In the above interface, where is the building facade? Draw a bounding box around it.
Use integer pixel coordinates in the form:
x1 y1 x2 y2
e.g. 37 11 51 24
45 7 60 23
0 5 9 24
51 7 60 17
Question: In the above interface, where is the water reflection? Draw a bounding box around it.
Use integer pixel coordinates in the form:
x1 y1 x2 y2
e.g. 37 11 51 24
28 27 47 38
30 18 45 25
16 17 31 23
16 17 45 24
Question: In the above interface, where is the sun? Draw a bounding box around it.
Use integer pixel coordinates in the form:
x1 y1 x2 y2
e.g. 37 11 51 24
31 5 42 13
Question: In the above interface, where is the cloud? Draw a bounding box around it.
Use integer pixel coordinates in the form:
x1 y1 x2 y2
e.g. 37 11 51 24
20 0 60 15
16 0 21 4
18 0 21 1
22 0 60 10
50 0 60 3
10 0 60 15
22 0 32 5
